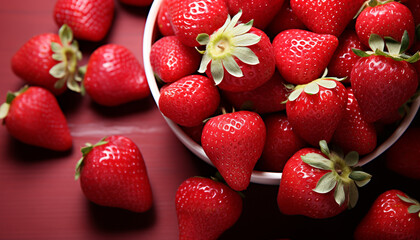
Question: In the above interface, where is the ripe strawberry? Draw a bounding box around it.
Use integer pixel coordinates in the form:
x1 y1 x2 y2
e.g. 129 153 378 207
332 88 377 156
385 127 420 180
119 0 153 6
167 0 229 47
11 25 83 95
286 73 347 146
175 176 242 240
159 75 220 127
290 0 365 36
277 141 371 219
266 0 307 38
201 111 266 191
53 0 114 42
354 190 420 240
257 113 307 172
226 0 284 30
157 0 175 36
83 44 150 106
403 0 420 26
356 0 415 48
197 11 275 92
221 71 292 114
272 29 338 85
75 135 153 213
150 36 201 83
0 86 72 151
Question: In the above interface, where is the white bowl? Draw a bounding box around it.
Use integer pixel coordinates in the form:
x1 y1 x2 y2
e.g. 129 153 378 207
142 0 420 185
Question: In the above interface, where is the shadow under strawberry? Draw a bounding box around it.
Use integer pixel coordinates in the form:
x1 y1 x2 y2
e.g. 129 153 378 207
89 96 155 118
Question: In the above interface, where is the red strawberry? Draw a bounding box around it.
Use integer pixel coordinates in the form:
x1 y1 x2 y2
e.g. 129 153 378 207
354 190 420 240
286 74 347 146
404 0 420 26
167 0 229 47
257 113 307 172
175 176 242 240
0 86 72 151
272 29 338 85
150 36 201 83
277 141 372 219
221 71 292 114
290 0 365 36
119 0 153 6
385 127 420 180
11 25 83 95
201 111 266 191
53 0 114 42
75 135 153 212
356 0 415 48
181 123 204 144
197 11 275 92
83 44 150 106
327 29 368 84
332 88 377 156
226 0 284 30
266 0 307 38
159 75 220 127
157 0 175 36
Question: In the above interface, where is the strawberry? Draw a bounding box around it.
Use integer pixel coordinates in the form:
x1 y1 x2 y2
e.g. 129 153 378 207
197 11 275 92
277 141 372 219
181 123 204 144
53 0 114 42
290 0 365 36
119 0 153 6
266 0 307 38
385 127 420 180
351 33 419 123
327 29 368 84
175 176 242 240
150 36 201 83
167 0 229 47
403 0 420 26
221 71 292 114
257 113 307 172
332 88 377 156
75 135 153 213
355 0 415 49
0 86 72 151
11 25 83 95
158 75 220 127
225 0 284 30
285 72 347 146
83 44 150 106
157 0 175 36
354 190 420 240
272 29 338 85
201 111 266 191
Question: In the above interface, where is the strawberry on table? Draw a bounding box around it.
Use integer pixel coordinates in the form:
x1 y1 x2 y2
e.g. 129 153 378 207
0 86 72 151
354 190 420 240
75 136 153 213
175 176 243 240
83 44 150 106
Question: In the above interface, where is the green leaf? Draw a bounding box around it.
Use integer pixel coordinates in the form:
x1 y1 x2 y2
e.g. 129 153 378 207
321 68 328 78
52 53 64 61
211 59 224 85
384 36 400 56
405 52 420 63
349 170 372 182
198 53 212 73
196 33 210 46
352 48 371 57
317 79 337 89
319 140 330 157
223 55 243 78
399 30 410 54
304 82 319 95
344 151 359 167
348 181 359 209
67 78 81 93
313 172 336 194
231 20 253 36
232 46 259 65
301 153 333 170
397 194 419 205
288 88 303 101
368 34 385 52
334 180 346 206
49 62 66 78
54 76 67 89
74 157 84 180
59 24 73 45
408 205 420 214
225 9 242 32
0 103 10 119
51 42 62 53
233 33 261 47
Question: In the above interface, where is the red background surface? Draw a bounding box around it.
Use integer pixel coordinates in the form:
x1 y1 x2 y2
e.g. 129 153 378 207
0 0 419 239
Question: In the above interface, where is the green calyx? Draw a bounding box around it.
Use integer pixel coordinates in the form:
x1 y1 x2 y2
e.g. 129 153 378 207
354 0 394 19
352 31 420 63
398 194 420 218
196 9 261 85
74 138 108 180
301 140 372 209
49 24 85 94
0 85 29 120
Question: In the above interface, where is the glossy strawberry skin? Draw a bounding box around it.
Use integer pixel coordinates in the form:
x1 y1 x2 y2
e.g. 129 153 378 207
53 0 114 42
273 29 338 85
150 36 201 83
286 80 347 146
201 111 266 191
79 135 153 213
4 87 72 151
404 0 420 26
168 0 229 47
356 1 415 48
291 0 364 36
277 148 348 219
354 190 420 240
351 55 418 123
157 0 175 36
11 33 66 95
159 75 220 127
175 177 243 240
84 44 150 106
266 0 307 38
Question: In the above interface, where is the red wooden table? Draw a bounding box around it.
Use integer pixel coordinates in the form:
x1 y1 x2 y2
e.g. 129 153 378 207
0 1 419 239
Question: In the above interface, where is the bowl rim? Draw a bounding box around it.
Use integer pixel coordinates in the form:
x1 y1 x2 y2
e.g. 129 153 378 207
142 0 420 185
